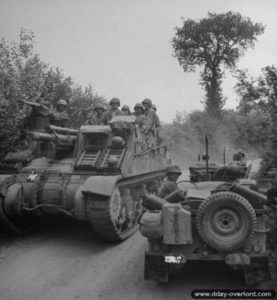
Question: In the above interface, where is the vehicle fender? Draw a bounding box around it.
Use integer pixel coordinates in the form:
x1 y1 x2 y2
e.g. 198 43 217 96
0 175 16 198
81 175 122 197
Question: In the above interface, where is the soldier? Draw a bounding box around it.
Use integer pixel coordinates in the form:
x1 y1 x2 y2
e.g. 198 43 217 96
152 104 161 133
50 99 69 127
84 103 106 125
142 98 156 133
134 103 146 129
142 98 157 147
157 165 182 198
103 97 122 123
152 104 162 144
232 149 247 166
121 105 131 115
133 103 147 151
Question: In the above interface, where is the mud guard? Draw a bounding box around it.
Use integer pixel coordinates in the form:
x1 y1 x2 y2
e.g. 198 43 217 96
144 252 169 282
81 175 122 197
0 175 16 197
0 175 22 233
243 256 271 285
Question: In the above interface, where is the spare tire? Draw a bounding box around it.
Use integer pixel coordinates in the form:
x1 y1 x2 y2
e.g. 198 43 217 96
196 192 257 251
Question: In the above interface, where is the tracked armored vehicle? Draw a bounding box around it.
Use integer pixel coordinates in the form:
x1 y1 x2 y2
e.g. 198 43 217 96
140 179 271 285
0 102 170 241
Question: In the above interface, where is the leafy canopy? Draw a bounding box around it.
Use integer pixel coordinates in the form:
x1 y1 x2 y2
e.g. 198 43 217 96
172 11 265 116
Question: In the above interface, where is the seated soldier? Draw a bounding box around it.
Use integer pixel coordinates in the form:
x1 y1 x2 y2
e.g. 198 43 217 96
158 165 182 199
121 105 131 115
103 97 122 123
231 149 247 166
84 103 106 125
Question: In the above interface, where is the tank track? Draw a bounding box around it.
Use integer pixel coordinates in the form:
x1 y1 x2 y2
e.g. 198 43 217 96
86 170 166 242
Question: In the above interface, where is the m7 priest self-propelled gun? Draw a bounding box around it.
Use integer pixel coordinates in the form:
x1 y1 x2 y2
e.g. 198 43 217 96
0 102 170 241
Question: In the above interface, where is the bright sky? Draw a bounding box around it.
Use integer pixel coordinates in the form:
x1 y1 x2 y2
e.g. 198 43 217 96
1 0 276 122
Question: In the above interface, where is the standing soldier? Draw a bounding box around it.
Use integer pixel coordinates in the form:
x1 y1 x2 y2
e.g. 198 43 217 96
134 103 146 129
142 98 156 146
152 104 161 143
84 103 106 125
121 105 131 115
104 97 122 123
50 99 69 127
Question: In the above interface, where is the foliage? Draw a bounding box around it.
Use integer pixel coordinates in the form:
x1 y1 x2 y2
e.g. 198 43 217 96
162 108 269 167
172 11 265 116
235 66 277 159
0 29 105 159
163 65 276 170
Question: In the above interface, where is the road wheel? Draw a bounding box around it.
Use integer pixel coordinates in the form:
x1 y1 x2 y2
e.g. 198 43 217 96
196 192 257 251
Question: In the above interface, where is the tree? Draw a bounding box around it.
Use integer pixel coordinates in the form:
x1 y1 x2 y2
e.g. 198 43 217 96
172 11 265 116
0 29 106 159
234 69 261 115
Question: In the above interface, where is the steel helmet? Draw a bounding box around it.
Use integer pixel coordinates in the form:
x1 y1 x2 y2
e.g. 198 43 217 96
94 103 105 111
107 155 118 167
142 98 152 106
152 104 157 111
112 136 125 147
166 165 182 175
134 103 144 110
110 97 120 106
238 149 246 156
57 99 67 106
121 105 130 111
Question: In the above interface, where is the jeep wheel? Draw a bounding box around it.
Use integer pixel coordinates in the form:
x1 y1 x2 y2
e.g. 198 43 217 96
196 192 257 251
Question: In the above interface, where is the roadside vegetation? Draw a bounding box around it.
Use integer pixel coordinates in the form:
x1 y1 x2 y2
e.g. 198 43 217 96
0 28 104 159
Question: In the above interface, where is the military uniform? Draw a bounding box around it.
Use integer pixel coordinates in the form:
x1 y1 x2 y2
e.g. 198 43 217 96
157 180 179 198
50 110 69 127
154 114 161 133
50 99 69 127
84 113 106 125
144 107 156 133
103 108 122 123
135 114 146 129
158 165 182 199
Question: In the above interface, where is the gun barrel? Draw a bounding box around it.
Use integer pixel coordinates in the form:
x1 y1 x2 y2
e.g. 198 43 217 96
28 131 76 146
46 125 78 136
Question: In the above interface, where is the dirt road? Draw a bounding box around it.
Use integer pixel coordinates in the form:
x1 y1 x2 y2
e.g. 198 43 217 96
0 218 252 300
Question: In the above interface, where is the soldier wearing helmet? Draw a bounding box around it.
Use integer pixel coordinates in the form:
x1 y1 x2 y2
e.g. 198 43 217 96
152 104 161 140
103 97 123 123
50 99 69 127
142 98 156 132
232 149 247 166
134 103 146 129
157 165 182 199
84 103 106 125
142 98 157 147
121 105 131 115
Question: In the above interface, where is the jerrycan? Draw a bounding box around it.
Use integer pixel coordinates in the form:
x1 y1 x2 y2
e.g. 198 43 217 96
162 203 192 245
